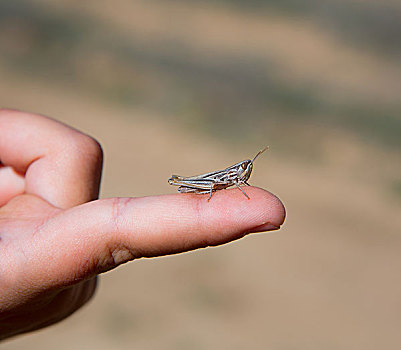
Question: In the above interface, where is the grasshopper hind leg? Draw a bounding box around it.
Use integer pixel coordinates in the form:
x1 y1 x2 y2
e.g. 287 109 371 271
178 186 213 200
234 182 250 199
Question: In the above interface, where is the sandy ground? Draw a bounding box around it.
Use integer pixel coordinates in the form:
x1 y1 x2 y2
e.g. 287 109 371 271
35 0 401 105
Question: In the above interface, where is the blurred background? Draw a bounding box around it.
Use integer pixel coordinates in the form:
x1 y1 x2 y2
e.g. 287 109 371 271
1 0 401 349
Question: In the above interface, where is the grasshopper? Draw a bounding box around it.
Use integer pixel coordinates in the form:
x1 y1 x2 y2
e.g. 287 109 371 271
168 147 268 200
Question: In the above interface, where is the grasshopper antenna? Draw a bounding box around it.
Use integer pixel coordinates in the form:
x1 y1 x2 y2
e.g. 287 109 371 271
252 146 269 163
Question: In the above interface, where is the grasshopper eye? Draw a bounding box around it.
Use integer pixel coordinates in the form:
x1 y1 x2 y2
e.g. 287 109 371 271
241 163 247 169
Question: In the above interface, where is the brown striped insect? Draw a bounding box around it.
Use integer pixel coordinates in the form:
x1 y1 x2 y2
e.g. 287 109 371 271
168 147 268 200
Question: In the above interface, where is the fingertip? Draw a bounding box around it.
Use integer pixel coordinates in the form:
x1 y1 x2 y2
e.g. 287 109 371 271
197 186 285 230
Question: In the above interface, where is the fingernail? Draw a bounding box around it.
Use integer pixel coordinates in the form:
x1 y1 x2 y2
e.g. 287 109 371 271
248 222 280 234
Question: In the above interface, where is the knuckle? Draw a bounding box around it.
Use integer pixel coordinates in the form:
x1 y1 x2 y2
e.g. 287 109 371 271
62 132 103 165
78 135 103 163
94 198 140 271
109 244 137 267
96 242 138 273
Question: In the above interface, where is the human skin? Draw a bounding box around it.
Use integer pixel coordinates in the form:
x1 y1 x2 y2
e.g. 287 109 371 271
0 109 285 340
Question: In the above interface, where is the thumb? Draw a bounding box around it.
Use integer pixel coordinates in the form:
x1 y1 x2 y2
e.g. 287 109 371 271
33 187 285 288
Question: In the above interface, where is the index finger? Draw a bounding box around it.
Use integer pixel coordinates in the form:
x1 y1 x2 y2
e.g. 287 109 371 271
31 187 286 288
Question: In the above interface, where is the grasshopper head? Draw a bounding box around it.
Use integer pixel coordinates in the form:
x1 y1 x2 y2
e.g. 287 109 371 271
238 160 253 182
238 147 268 183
